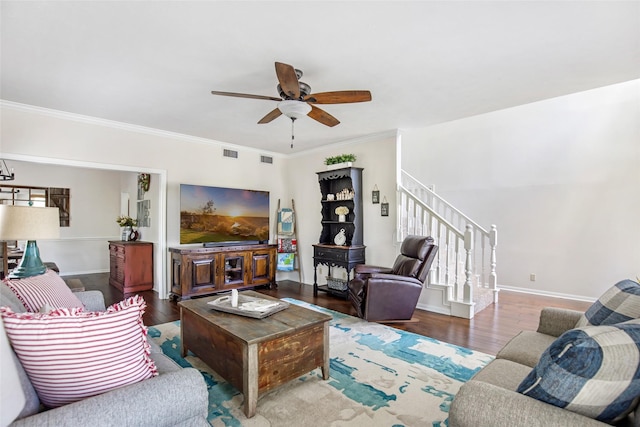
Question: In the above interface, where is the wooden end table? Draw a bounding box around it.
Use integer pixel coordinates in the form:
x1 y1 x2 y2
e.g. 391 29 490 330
178 291 331 418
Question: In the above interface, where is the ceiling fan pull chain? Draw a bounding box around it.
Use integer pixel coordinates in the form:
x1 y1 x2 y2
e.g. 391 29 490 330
290 117 296 149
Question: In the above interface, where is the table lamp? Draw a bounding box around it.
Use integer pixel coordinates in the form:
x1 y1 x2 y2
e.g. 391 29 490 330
0 205 60 278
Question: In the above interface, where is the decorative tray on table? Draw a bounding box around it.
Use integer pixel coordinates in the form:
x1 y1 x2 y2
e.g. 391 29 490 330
207 294 290 319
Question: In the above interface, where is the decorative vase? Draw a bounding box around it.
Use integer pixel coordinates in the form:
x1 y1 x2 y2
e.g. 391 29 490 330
338 214 346 222
121 226 131 241
334 228 347 246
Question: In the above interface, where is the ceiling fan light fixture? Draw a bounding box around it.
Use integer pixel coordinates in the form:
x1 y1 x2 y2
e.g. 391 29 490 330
278 100 311 120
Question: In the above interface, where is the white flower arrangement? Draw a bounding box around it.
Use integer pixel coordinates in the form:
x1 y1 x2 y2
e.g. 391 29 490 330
334 206 349 216
116 215 137 227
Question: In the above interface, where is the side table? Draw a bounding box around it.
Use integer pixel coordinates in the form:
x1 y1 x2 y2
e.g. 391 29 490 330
312 244 365 298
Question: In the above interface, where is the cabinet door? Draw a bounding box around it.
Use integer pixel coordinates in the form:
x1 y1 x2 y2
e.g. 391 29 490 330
123 244 153 288
220 252 249 289
251 249 273 285
189 254 218 293
171 255 183 296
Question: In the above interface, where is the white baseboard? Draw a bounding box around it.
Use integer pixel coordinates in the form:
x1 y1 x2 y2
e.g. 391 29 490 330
416 302 450 316
59 269 109 277
498 285 596 303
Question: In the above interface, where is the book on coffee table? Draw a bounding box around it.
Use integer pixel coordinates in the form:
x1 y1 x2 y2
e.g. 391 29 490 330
207 293 290 319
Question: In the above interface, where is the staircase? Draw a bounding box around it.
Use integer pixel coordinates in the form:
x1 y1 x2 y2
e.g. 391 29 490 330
398 171 498 319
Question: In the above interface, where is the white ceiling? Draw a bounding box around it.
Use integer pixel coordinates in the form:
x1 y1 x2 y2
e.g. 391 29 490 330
2 1 639 154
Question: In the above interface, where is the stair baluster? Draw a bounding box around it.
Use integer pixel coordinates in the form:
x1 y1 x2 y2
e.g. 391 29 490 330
398 170 499 319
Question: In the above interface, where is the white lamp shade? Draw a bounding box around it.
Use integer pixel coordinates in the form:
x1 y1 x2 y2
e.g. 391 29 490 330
278 100 312 119
0 205 60 240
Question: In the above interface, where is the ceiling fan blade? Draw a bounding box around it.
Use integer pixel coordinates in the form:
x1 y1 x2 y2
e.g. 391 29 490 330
308 105 340 127
258 108 282 124
304 90 372 104
275 62 300 99
211 91 281 102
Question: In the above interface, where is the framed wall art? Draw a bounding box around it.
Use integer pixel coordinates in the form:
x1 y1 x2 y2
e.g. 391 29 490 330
381 196 389 216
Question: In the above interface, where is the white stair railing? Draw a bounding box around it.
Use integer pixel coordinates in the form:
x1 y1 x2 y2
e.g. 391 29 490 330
398 171 498 318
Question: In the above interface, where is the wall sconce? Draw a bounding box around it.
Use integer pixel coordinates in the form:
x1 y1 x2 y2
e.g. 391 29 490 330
381 196 389 217
372 185 380 204
138 173 151 192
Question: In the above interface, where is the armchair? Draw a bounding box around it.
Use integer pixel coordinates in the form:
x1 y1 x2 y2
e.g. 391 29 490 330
347 235 438 322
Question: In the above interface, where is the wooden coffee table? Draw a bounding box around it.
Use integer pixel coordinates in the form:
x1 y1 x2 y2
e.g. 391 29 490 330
178 291 331 418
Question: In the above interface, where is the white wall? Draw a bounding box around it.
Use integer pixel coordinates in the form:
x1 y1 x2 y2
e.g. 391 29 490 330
0 104 288 296
3 160 124 274
4 79 637 302
284 132 400 286
0 104 399 292
401 80 640 300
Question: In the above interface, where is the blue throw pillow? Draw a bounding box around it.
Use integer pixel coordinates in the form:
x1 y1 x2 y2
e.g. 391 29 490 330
517 319 640 423
576 279 640 327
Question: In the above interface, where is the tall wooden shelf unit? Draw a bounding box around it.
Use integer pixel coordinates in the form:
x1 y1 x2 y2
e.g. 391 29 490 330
313 166 365 297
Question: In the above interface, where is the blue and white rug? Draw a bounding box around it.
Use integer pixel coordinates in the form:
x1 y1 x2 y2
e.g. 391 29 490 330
148 299 493 426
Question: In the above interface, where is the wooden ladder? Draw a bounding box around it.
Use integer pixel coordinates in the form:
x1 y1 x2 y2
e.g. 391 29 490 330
275 199 302 284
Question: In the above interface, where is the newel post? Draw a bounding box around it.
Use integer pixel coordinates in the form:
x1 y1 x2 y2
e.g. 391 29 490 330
490 224 498 302
463 224 474 304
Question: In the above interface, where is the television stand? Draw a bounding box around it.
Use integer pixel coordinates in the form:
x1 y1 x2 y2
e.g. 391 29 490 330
169 243 277 301
203 241 259 248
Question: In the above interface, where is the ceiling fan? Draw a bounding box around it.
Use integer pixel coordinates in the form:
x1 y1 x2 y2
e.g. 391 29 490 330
211 62 372 128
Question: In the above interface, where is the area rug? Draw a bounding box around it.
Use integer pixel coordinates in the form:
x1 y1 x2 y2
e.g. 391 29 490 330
148 299 493 427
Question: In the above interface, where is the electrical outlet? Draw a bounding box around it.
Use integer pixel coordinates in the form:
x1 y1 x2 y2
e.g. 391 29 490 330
530 273 536 282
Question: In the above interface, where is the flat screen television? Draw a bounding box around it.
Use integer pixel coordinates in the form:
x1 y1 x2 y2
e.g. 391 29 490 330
180 184 270 245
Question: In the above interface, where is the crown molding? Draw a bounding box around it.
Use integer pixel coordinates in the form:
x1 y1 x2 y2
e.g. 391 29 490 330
0 100 285 158
287 129 399 159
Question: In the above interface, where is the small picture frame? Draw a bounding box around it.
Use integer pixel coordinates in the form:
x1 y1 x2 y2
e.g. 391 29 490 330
372 185 380 204
381 196 389 216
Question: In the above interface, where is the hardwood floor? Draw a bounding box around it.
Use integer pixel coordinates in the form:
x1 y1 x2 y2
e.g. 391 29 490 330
69 273 591 356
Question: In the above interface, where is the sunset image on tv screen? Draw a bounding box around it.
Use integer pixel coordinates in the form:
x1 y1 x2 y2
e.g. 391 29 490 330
180 184 270 244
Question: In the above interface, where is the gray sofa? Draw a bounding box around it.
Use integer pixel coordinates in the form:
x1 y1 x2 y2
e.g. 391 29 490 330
0 282 209 427
450 307 640 427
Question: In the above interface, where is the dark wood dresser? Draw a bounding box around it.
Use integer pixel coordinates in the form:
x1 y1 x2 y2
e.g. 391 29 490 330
108 241 153 293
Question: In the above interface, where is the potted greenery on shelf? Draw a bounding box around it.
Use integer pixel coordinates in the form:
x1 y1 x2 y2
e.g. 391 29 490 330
325 153 356 170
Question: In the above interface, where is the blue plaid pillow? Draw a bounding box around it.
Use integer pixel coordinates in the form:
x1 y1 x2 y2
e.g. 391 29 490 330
576 279 640 327
517 319 640 423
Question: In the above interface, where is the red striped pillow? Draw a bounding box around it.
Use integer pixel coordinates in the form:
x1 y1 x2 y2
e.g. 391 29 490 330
3 269 84 312
0 295 158 408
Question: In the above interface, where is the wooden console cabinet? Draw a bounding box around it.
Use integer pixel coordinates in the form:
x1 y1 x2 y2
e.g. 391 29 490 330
169 243 276 300
108 241 154 293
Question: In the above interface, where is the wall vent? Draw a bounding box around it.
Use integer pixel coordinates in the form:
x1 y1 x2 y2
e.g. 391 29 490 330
260 155 273 164
223 149 238 159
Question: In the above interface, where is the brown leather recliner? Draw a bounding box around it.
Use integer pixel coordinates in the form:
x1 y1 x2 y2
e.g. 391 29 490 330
347 235 438 322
